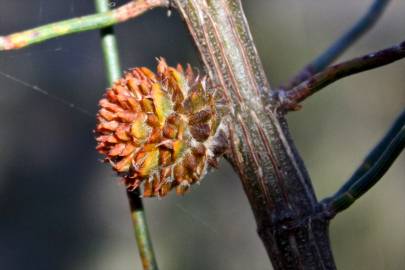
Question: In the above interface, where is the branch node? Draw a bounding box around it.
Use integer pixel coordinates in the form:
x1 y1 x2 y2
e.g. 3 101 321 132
268 90 303 112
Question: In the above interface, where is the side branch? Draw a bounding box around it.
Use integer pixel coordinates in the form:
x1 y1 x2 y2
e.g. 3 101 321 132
0 0 168 51
284 0 391 89
282 40 405 106
334 109 405 197
322 109 405 215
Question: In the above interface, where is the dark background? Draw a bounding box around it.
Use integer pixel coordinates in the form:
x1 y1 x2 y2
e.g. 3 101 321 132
0 0 404 269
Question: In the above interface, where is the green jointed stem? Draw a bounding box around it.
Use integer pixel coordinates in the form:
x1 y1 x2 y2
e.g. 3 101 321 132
94 1 159 269
127 190 159 270
326 109 405 214
95 0 121 84
0 0 167 51
0 11 117 50
335 109 405 197
99 26 122 84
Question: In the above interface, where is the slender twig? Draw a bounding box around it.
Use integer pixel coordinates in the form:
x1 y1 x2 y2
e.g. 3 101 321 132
0 0 168 51
322 109 405 215
126 190 159 270
334 109 405 197
95 1 159 269
284 0 391 90
94 0 122 84
282 40 405 107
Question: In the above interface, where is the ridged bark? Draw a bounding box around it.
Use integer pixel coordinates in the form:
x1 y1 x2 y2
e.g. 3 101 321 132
174 0 337 269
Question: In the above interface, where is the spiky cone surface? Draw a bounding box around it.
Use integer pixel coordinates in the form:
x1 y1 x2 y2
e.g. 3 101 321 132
95 58 226 197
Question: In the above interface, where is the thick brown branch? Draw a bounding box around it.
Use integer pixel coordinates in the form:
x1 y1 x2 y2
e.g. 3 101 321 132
283 40 405 107
174 0 336 269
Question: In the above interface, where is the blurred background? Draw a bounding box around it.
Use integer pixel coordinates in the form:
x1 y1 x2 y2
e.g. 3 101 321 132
0 0 404 269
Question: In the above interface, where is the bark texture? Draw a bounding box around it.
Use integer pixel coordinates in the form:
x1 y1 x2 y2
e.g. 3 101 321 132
173 0 337 269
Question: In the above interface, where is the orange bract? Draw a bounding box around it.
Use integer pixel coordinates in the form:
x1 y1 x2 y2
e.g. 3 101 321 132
95 58 225 197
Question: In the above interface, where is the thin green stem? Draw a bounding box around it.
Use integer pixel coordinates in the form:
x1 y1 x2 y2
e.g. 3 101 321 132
127 190 159 270
95 1 159 269
323 109 405 215
335 109 405 197
95 0 122 84
0 12 115 51
285 0 391 89
0 0 167 51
